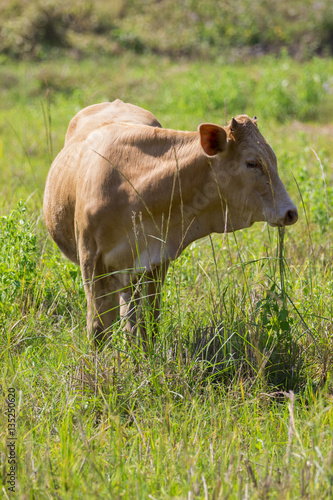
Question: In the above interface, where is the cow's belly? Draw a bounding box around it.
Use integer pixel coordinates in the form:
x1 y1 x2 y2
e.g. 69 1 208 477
102 236 171 277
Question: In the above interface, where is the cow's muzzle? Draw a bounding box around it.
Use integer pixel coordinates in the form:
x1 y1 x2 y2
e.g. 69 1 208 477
269 207 298 227
282 208 298 226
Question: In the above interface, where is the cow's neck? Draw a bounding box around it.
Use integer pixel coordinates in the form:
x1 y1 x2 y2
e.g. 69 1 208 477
151 129 227 259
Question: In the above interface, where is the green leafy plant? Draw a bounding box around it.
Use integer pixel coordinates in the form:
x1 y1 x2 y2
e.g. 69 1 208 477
0 201 37 320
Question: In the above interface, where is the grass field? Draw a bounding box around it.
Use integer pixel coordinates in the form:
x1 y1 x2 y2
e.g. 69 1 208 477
1 9 333 498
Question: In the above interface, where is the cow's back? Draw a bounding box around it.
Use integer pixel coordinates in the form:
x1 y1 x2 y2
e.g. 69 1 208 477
44 100 162 264
65 100 162 144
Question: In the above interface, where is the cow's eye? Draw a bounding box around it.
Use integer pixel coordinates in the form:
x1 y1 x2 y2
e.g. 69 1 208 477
246 160 258 168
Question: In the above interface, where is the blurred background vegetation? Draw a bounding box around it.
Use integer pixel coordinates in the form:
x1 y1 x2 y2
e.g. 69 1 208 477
1 0 333 61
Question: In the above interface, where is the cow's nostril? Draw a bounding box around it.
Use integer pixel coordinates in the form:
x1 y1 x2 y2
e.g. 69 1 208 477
283 209 298 226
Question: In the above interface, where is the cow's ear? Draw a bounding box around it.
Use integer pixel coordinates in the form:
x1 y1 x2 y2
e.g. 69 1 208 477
198 123 228 157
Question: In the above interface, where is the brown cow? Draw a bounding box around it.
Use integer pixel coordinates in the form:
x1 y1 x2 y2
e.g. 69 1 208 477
43 99 298 346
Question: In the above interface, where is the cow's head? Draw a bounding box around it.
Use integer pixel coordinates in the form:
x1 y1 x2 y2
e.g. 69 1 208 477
198 115 298 231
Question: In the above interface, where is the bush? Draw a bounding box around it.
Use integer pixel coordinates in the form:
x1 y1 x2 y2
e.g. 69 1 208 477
0 201 37 320
1 0 333 60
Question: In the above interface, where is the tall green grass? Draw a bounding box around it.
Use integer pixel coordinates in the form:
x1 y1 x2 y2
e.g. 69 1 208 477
0 51 333 498
1 159 332 497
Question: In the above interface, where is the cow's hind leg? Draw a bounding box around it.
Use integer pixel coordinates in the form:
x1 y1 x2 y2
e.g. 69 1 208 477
80 248 121 347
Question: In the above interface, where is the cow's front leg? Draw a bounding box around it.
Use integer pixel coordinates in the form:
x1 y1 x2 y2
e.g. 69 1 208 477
120 263 169 348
